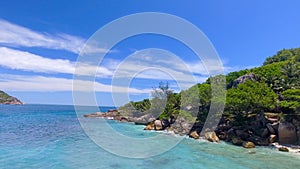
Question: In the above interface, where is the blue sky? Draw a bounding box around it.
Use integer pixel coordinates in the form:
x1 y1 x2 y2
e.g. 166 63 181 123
0 0 300 106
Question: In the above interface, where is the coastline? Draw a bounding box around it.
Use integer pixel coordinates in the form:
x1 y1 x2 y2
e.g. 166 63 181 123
84 110 300 155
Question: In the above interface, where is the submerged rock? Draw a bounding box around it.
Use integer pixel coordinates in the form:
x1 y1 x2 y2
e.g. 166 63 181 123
278 147 289 152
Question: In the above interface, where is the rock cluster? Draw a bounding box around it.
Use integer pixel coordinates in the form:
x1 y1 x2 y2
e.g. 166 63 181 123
84 110 300 151
215 113 300 149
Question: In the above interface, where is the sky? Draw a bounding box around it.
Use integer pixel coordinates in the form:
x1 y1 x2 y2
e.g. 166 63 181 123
0 0 300 106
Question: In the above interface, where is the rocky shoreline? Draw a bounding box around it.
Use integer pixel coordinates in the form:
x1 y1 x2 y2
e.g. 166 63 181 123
0 90 23 105
84 110 300 154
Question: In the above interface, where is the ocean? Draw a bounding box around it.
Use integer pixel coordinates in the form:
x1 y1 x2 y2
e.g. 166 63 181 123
0 104 299 169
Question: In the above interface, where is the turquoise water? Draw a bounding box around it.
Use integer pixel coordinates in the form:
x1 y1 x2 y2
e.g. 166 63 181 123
0 104 299 169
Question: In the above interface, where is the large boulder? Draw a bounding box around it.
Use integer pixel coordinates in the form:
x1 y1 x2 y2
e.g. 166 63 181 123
243 141 255 148
154 120 163 130
278 122 297 144
170 117 193 135
204 132 220 143
189 131 200 139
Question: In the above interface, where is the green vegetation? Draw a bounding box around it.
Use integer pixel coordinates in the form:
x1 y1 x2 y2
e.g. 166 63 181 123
119 47 300 124
280 89 300 119
264 48 300 65
226 80 277 117
0 90 12 103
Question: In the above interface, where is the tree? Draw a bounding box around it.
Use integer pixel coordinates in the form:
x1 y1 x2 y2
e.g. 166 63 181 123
226 80 277 118
280 58 300 90
280 89 300 116
151 81 173 99
149 81 174 118
263 48 300 65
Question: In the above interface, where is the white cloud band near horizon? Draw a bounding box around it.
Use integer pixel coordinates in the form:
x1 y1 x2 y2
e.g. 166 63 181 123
0 47 113 77
0 74 150 93
0 47 255 91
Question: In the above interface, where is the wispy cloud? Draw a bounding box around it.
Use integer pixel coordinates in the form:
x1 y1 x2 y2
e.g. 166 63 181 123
0 74 150 93
0 19 115 54
0 19 85 53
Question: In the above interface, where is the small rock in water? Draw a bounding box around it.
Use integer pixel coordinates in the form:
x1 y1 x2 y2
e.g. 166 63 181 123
189 131 200 139
278 147 289 152
204 132 220 143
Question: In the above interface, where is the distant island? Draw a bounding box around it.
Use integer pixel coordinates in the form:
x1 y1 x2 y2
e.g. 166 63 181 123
86 47 298 152
0 90 23 105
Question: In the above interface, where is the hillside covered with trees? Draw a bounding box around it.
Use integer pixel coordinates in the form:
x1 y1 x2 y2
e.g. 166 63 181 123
0 90 23 105
121 47 299 121
87 47 300 148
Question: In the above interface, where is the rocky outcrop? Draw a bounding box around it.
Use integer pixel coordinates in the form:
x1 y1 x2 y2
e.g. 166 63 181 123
169 117 194 135
0 90 23 105
84 110 119 118
232 73 259 88
133 114 156 125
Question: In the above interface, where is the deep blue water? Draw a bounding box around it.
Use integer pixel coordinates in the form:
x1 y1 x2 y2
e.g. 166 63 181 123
0 104 299 169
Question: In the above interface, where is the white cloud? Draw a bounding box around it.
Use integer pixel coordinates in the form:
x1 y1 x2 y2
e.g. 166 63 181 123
0 74 150 93
0 47 113 77
0 47 74 73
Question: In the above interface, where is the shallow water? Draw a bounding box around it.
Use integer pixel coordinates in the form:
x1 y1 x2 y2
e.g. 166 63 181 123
0 104 299 169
